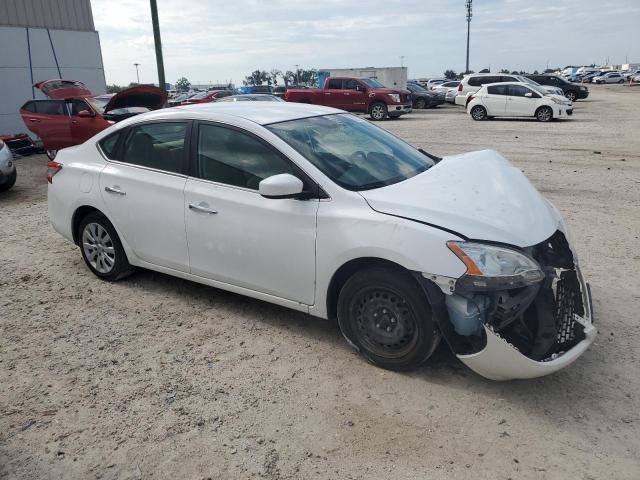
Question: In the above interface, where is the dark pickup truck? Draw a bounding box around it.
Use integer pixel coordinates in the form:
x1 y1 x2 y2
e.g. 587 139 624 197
285 77 412 120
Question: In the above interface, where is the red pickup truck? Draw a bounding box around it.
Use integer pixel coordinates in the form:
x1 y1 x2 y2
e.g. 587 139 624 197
285 77 412 120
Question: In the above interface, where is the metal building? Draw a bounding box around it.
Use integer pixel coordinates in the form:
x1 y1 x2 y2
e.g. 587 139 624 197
0 0 106 136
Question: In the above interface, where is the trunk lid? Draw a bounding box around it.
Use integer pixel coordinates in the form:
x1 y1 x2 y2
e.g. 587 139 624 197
34 79 92 99
360 150 558 247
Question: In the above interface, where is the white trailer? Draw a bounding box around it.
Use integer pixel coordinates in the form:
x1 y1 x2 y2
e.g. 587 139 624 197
317 67 408 89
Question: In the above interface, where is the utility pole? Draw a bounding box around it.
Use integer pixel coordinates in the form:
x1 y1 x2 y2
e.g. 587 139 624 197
465 0 472 74
150 0 166 90
133 63 140 84
400 56 405 68
295 64 300 85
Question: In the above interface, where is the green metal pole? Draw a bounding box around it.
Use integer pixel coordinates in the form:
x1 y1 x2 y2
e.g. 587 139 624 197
150 0 166 90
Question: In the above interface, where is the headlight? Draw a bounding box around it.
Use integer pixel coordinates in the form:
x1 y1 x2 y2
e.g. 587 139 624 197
447 241 545 290
551 97 568 105
388 93 400 103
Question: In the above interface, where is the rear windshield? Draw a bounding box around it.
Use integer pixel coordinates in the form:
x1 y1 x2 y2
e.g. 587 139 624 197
88 97 148 116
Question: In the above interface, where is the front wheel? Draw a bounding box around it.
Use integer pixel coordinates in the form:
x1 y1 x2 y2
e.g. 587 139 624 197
415 97 427 109
618 79 624 84
565 91 577 102
536 106 553 122
78 211 134 281
369 102 388 121
337 266 440 371
470 105 487 120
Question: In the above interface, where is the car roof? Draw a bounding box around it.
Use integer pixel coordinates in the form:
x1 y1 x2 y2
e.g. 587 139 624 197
127 102 342 125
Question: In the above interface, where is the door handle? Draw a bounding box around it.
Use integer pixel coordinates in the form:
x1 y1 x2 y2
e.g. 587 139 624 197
29 118 40 123
105 186 126 195
72 120 78 124
189 203 217 214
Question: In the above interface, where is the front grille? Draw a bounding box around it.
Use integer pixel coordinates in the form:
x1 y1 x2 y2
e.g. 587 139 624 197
551 271 584 354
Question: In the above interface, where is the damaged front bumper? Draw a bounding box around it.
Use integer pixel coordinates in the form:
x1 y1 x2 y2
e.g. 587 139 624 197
419 230 596 381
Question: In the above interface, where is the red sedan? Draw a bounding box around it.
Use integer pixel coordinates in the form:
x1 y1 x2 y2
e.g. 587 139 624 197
180 89 233 105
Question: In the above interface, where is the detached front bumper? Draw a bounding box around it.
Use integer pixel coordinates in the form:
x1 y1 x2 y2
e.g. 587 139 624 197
388 104 412 117
420 230 596 381
457 274 595 380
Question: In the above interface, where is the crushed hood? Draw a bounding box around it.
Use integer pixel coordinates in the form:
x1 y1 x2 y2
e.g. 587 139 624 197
34 79 92 98
360 150 559 247
103 85 167 112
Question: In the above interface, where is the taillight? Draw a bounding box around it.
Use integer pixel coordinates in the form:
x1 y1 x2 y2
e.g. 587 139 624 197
457 83 463 91
466 95 475 106
47 161 63 184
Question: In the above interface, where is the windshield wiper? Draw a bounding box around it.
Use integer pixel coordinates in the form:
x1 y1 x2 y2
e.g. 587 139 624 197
419 148 442 163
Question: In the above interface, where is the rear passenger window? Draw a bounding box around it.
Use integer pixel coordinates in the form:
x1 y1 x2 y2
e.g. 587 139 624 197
21 101 36 113
121 123 187 173
196 124 295 190
99 132 121 159
487 85 508 95
468 77 481 87
327 79 343 89
34 100 67 115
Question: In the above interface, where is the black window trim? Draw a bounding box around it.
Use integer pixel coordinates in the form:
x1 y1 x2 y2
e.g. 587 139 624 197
189 119 328 199
97 119 193 177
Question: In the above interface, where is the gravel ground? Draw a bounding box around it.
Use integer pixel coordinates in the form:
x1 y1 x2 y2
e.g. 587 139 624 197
1 85 639 480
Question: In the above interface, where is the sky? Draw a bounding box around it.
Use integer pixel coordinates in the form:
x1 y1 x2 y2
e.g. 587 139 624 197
91 0 640 87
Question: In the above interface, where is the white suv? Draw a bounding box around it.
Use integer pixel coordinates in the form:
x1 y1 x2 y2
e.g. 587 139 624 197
592 72 625 84
454 73 561 106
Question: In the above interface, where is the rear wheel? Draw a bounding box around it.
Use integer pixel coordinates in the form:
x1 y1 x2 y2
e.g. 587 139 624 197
337 266 440 371
0 170 17 192
470 105 487 120
78 211 134 281
536 106 553 122
46 150 57 160
369 102 388 121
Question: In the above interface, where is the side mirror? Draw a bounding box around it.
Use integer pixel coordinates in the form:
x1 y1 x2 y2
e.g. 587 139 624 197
356 85 364 92
77 110 94 117
259 173 304 199
524 92 533 98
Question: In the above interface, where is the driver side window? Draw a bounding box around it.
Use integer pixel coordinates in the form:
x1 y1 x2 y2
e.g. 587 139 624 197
196 124 295 190
507 85 532 97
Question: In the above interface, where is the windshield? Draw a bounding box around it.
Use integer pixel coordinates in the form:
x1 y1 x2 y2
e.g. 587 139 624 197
407 83 427 93
266 114 435 191
361 78 386 88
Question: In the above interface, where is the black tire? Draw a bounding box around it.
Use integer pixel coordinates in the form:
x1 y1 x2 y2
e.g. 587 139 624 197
618 79 624 84
78 211 134 281
470 105 487 120
565 90 577 102
337 266 440 371
46 150 57 160
415 97 427 109
536 106 553 122
0 170 17 192
369 102 388 121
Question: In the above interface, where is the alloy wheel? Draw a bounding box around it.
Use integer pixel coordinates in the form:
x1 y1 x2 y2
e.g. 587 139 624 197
566 91 576 102
371 105 386 120
82 222 116 274
537 107 552 122
471 106 486 120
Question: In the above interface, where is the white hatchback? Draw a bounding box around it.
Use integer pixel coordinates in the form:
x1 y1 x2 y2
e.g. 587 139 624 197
467 83 573 122
47 102 595 380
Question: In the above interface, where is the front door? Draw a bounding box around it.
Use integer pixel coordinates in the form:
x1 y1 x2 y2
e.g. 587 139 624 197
184 122 318 304
69 99 108 144
341 79 368 111
99 121 191 272
506 84 538 116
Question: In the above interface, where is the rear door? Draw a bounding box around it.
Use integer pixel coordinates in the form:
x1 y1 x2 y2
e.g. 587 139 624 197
506 84 538 116
323 78 344 108
341 79 368 111
20 100 72 150
482 85 508 115
184 121 318 304
99 121 191 272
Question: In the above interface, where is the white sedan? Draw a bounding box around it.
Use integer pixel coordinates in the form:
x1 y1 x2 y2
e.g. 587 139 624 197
47 102 595 380
467 82 573 122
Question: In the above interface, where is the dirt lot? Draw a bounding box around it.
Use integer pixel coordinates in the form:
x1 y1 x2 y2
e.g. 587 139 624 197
1 85 639 480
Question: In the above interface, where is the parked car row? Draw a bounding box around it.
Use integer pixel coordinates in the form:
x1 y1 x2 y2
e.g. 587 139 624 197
0 138 17 191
